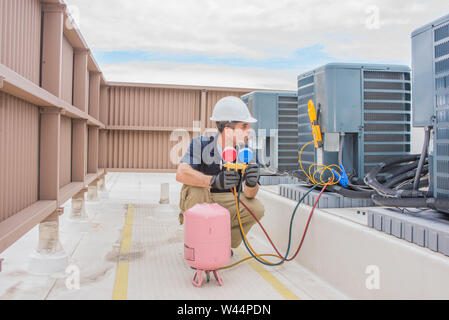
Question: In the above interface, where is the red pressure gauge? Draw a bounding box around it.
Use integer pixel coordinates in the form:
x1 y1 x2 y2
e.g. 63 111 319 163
222 147 237 163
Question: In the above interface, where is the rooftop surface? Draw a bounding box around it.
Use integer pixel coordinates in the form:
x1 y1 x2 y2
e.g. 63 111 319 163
1 173 449 300
0 173 344 300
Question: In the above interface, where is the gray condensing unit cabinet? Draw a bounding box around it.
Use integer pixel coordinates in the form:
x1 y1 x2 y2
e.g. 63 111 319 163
412 14 449 199
241 91 299 171
297 63 412 181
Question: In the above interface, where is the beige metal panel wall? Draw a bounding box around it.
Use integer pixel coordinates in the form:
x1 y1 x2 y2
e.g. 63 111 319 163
104 85 254 170
99 86 109 125
73 50 89 112
87 126 99 174
98 129 107 169
0 92 39 223
89 73 100 120
108 87 200 128
0 0 41 85
85 124 88 175
0 1 107 254
106 130 189 170
61 36 74 104
59 116 72 188
71 119 88 182
205 90 249 129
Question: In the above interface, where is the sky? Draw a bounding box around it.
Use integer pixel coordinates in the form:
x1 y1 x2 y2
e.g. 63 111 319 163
64 0 449 90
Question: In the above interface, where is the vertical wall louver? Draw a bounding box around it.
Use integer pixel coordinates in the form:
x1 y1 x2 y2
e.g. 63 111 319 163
297 64 411 179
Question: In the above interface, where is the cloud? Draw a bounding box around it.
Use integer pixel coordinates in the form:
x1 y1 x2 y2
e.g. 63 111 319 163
64 0 449 88
100 61 300 90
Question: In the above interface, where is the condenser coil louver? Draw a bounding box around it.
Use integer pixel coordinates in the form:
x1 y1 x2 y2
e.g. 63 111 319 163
241 91 298 171
297 63 411 180
412 14 449 199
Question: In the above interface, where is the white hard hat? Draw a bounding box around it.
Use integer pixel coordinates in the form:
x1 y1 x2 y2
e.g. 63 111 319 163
210 96 257 123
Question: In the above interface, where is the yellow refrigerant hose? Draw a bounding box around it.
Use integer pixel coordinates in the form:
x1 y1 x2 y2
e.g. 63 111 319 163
220 100 343 269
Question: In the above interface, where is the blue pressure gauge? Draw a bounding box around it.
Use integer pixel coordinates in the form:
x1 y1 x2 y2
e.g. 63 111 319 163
238 148 254 163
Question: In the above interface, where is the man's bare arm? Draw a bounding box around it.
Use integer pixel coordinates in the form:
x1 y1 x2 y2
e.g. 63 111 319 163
176 163 212 188
243 182 259 199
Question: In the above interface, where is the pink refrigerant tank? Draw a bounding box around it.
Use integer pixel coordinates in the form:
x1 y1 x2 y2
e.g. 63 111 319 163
184 203 231 287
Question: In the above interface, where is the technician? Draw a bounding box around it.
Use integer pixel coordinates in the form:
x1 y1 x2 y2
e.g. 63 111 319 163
176 96 265 250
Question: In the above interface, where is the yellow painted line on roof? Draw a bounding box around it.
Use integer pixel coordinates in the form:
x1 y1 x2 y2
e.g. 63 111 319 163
235 247 300 300
112 204 134 300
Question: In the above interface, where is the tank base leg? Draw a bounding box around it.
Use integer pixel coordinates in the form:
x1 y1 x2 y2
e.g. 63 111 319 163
192 270 203 287
213 270 223 286
192 269 224 287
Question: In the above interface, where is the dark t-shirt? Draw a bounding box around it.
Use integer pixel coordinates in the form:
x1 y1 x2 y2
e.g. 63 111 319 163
180 134 259 193
180 135 223 177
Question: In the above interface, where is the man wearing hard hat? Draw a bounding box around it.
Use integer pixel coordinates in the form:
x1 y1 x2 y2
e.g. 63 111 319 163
176 96 264 250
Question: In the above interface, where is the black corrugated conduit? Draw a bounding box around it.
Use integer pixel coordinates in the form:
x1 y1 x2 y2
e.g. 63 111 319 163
367 127 449 212
364 154 425 198
267 128 443 210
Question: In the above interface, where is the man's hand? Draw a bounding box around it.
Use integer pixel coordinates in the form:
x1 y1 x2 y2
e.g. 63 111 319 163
244 164 260 188
210 170 241 190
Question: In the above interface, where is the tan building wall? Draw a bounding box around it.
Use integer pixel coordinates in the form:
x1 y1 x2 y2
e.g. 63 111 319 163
0 0 42 85
104 84 254 171
0 92 40 222
0 0 106 253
